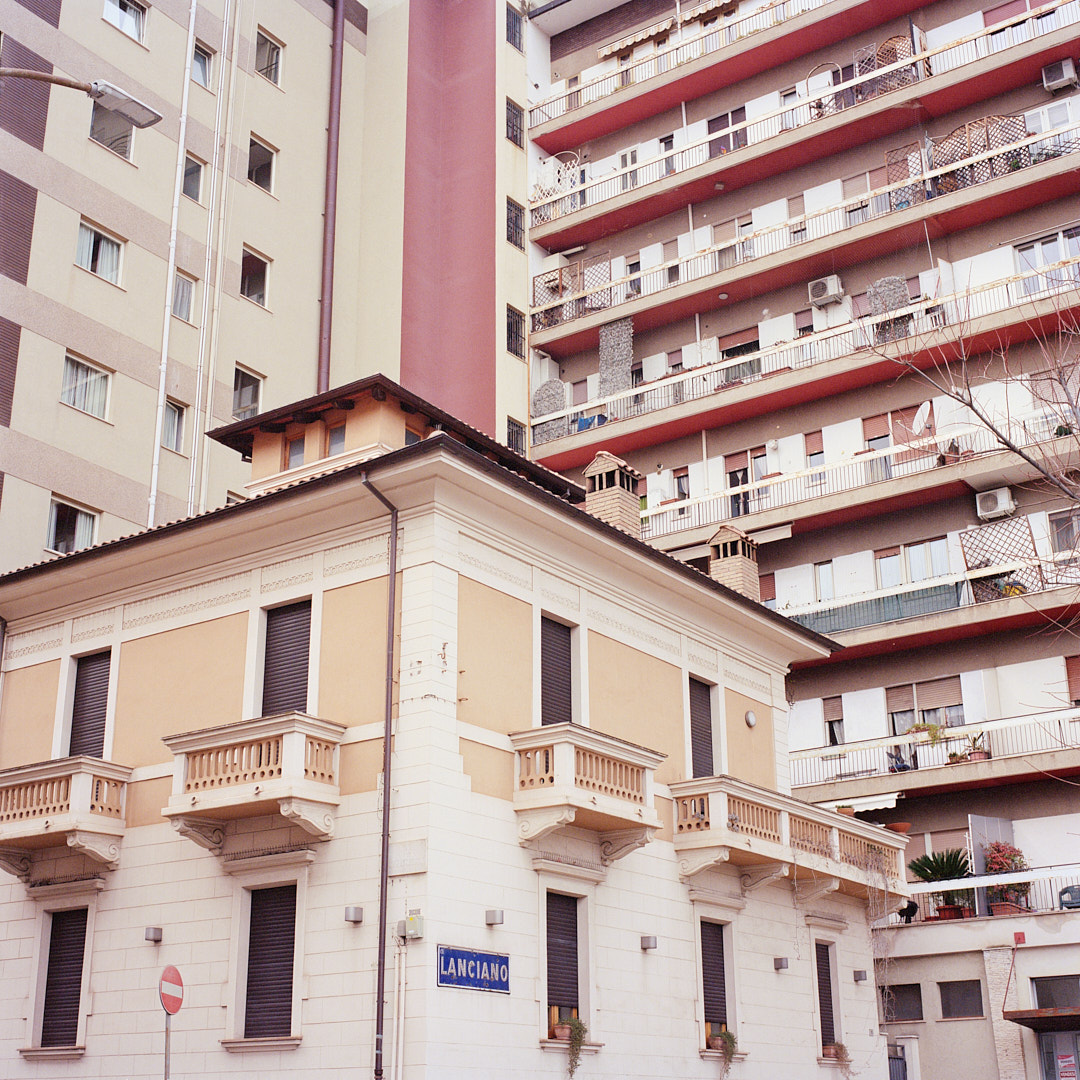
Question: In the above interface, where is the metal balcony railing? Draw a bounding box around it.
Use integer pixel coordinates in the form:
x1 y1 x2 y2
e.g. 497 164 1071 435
529 0 1080 226
530 257 1080 446
791 706 1080 788
530 116 1080 333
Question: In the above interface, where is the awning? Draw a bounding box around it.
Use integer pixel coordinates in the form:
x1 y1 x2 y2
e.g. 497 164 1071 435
597 18 674 58
680 0 737 23
1003 1008 1080 1033
824 792 901 812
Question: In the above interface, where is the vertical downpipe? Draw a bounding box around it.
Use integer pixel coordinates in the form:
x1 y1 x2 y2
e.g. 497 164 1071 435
318 0 345 394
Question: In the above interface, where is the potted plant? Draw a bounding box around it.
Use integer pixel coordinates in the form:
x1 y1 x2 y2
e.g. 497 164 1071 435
708 1027 738 1070
909 721 944 746
824 1042 854 1079
965 732 990 761
552 1015 588 1078
947 750 968 764
836 804 856 816
908 848 973 918
984 840 1031 914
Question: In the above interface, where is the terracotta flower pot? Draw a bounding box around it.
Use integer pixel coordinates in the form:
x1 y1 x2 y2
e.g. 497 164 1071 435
553 1022 572 1041
885 822 912 834
837 806 855 816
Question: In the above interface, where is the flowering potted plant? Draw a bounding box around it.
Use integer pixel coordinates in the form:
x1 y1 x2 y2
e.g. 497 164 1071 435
984 841 1030 914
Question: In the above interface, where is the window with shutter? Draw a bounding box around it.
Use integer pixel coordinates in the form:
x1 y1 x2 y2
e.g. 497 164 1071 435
689 679 714 778
546 892 579 1023
823 696 844 745
245 884 296 1038
69 651 109 758
541 618 573 725
1066 656 1080 705
759 573 776 609
700 920 727 1039
916 675 964 726
40 908 88 1047
262 601 311 715
815 941 836 1048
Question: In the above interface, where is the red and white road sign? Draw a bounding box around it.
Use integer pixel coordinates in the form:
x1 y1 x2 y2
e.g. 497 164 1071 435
159 966 184 1014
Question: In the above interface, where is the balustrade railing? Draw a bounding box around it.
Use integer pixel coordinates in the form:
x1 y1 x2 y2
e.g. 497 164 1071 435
184 735 284 792
0 774 71 821
575 748 646 802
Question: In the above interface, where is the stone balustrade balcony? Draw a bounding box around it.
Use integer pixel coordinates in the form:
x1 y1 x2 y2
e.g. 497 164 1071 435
162 712 346 852
0 756 133 876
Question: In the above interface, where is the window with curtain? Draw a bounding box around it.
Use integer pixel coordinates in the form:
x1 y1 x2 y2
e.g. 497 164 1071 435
162 400 185 453
48 500 96 554
76 222 121 284
61 356 109 418
172 272 195 321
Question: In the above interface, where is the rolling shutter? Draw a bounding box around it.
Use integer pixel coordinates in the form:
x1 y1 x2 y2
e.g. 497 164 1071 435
40 908 87 1047
689 678 714 779
823 696 844 723
700 921 727 1026
1066 656 1080 704
262 601 311 715
815 941 835 1046
68 651 109 758
885 684 914 713
916 675 962 709
759 573 776 603
546 892 579 1011
725 450 748 472
862 413 890 440
541 618 573 725
245 884 296 1039
804 430 823 455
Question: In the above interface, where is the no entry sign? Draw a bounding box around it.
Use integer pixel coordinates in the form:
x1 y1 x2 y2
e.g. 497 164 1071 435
159 966 184 1014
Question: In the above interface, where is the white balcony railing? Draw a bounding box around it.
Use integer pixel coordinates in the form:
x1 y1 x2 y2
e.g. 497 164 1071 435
529 0 1080 225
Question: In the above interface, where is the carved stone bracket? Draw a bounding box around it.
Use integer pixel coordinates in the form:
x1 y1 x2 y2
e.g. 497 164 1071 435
279 798 335 840
172 815 226 854
0 847 32 880
740 863 791 893
678 846 731 880
517 806 577 845
599 826 656 865
795 876 840 905
67 831 121 868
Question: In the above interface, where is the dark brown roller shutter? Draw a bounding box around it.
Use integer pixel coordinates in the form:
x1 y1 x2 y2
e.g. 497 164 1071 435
886 684 914 713
546 892 579 1011
0 316 20 427
816 941 835 1046
701 920 727 1026
40 908 87 1047
689 678 714 779
0 170 38 285
245 884 296 1038
1066 656 1080 704
0 39 52 150
541 617 572 725
15 0 62 25
262 601 311 715
68 651 109 758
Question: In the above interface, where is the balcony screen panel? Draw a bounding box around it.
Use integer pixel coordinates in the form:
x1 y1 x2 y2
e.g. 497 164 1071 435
823 696 843 723
546 892 579 1010
40 908 87 1047
916 676 962 709
700 921 727 1025
886 685 915 713
689 678 714 779
815 942 835 1046
541 617 573 726
262 601 311 715
69 651 110 758
245 884 296 1038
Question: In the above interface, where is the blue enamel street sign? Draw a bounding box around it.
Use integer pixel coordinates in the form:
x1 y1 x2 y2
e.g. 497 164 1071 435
437 946 510 993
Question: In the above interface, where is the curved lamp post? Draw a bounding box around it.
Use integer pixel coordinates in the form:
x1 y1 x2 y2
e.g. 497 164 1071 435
0 68 162 127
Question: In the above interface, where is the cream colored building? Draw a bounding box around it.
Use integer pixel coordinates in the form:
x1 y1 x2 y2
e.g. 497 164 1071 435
0 378 907 1077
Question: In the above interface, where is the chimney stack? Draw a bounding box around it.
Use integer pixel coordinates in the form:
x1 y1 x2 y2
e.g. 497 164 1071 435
708 525 761 602
583 452 643 538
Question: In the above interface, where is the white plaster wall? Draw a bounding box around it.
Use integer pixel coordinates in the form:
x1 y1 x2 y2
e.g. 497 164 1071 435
751 198 788 232
842 687 889 743
959 669 991 725
951 247 1015 291
823 418 863 461
925 12 983 51
788 697 823 751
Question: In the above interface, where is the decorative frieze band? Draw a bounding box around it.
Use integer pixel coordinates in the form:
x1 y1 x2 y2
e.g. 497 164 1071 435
537 569 580 613
71 610 117 644
6 622 64 660
723 656 773 702
123 573 253 630
324 530 401 577
458 534 533 590
261 555 315 594
585 596 681 658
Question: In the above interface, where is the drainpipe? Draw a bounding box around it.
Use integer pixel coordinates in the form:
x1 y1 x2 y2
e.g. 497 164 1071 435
317 0 345 393
361 473 399 1080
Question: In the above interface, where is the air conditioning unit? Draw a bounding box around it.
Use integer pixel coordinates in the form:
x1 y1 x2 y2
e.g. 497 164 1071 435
1042 58 1078 92
809 275 844 307
976 487 1015 521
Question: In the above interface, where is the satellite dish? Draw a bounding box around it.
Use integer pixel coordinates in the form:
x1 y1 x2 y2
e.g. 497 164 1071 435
912 400 932 435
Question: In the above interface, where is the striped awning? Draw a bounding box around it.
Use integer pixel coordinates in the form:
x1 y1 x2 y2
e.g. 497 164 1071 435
597 17 675 58
680 0 736 23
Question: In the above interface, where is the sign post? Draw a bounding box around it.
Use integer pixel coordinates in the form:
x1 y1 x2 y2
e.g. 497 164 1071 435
158 966 183 1080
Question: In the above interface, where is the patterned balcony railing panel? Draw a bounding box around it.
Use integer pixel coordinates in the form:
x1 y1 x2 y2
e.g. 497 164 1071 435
0 775 72 822
840 832 900 878
574 747 646 803
184 736 284 792
792 707 1080 787
304 736 337 785
529 0 1080 225
727 795 781 843
518 746 555 789
790 816 834 858
675 792 712 832
90 775 124 818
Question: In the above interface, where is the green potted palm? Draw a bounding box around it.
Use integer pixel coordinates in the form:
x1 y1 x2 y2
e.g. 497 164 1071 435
908 848 974 918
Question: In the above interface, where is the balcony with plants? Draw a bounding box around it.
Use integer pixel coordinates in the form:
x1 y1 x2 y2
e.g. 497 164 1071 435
529 0 1080 249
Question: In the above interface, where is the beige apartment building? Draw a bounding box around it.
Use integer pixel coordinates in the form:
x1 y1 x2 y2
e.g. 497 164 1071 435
0 377 911 1077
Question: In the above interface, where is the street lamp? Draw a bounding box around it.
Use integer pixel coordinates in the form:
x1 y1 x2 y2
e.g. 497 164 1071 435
0 69 162 127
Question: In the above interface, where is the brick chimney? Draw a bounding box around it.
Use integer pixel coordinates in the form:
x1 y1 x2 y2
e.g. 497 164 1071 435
583 451 643 537
708 525 761 602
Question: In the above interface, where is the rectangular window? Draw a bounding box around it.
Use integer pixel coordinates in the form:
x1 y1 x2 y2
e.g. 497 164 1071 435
162 399 185 453
540 617 573 725
192 43 212 88
90 102 133 159
815 561 834 602
69 651 110 758
286 435 305 470
326 424 346 456
1050 509 1080 553
939 979 983 1018
233 367 261 420
172 271 195 321
183 155 203 201
248 137 275 191
823 696 844 746
507 416 526 455
882 983 923 1021
1033 975 1080 1008
815 941 837 1049
262 601 311 715
48 500 96 555
689 678 713 778
76 222 122 284
506 198 525 249
506 305 526 358
256 30 283 85
506 98 525 147
700 921 727 1042
103 0 145 41
245 885 296 1038
241 248 269 306
506 4 523 51
1066 656 1080 706
546 892 579 1027
61 355 109 418
40 908 88 1048
759 572 776 610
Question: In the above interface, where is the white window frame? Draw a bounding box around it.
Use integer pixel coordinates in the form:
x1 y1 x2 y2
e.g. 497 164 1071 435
192 42 213 88
171 270 196 323
183 154 204 202
233 366 262 420
89 102 134 160
103 0 146 42
240 247 270 307
813 938 841 1051
537 875 596 1040
60 354 110 420
75 221 123 285
162 399 186 454
692 897 741 1051
535 610 587 728
255 29 284 86
221 851 312 1049
47 499 98 555
52 648 119 762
